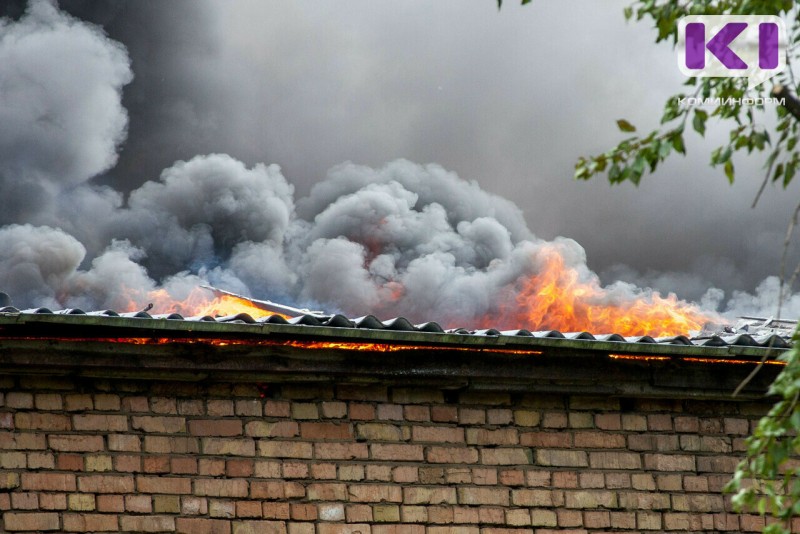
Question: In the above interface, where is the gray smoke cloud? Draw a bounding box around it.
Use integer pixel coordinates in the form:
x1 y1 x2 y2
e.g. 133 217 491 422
0 0 798 331
0 0 131 227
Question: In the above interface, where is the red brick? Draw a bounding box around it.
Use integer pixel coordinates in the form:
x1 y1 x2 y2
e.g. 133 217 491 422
371 443 424 461
6 392 34 409
3 512 60 531
427 506 453 524
39 493 67 510
589 451 642 470
143 455 170 473
21 472 76 491
487 408 513 425
96 495 124 513
132 415 186 433
458 487 510 506
520 432 571 447
11 493 38 510
595 413 621 430
245 421 298 438
377 403 403 420
0 412 12 430
644 453 696 472
237 501 263 518
251 481 305 500
557 509 584 527
306 482 347 501
349 403 376 420
34 393 63 411
0 432 46 451
282 461 309 479
393 466 418 483
113 454 141 472
121 396 148 412
254 460 282 478
57 453 84 471
482 448 532 465
431 406 458 422
584 510 611 528
15 412 70 431
674 416 700 432
227 459 255 477
72 414 128 431
119 515 176 532
542 412 568 428
151 397 178 414
290 503 317 521
421 445 476 464
404 405 430 421
258 441 311 459
300 422 353 439
724 417 750 435
610 511 636 529
204 438 255 456
178 399 205 415
647 413 673 431
93 394 121 410
49 434 104 452
402 486 457 505
181 496 208 515
310 463 337 479
262 502 290 519
574 431 625 448
200 458 226 476
411 425 464 443
189 419 242 436
348 484 402 503
137 475 191 494
125 494 152 513
579 472 605 488
264 400 290 417
176 518 232 534
552 472 579 488
62 513 119 532
78 474 135 493
171 457 198 474
108 434 140 452
466 428 518 446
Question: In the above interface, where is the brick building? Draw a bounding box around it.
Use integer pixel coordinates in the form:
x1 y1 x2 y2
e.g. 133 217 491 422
0 307 790 533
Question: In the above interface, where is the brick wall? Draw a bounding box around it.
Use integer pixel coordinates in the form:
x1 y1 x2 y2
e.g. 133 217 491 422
0 373 784 533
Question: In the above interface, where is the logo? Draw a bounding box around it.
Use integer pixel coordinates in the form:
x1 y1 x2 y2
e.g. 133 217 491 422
678 15 786 89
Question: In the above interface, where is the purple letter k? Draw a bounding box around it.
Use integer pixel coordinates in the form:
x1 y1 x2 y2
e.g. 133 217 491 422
685 22 748 70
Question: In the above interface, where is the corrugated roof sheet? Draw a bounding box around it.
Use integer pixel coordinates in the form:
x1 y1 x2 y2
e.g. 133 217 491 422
0 305 791 350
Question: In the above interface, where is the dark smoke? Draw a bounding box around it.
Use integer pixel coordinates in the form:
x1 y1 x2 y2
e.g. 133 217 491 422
0 1 797 326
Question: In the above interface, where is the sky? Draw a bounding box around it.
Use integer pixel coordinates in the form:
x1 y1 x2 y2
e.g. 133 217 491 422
0 0 798 324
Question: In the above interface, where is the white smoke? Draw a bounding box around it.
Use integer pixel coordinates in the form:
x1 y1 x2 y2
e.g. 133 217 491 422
0 1 796 329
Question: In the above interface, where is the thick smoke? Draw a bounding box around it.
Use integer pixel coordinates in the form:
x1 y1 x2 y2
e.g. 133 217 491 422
0 1 796 329
0 0 131 226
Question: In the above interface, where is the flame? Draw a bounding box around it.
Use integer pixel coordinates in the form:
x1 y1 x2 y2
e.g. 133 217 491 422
123 287 290 320
3 335 541 355
487 245 720 337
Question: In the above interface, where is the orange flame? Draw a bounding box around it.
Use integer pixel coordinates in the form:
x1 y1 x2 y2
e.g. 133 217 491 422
124 287 290 320
487 246 719 337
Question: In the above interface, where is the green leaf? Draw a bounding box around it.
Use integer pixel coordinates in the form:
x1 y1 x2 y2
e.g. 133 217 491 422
616 119 637 133
623 6 633 20
724 160 734 183
693 109 708 136
671 134 685 154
